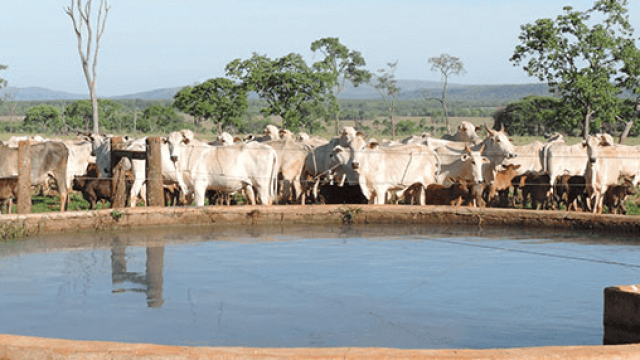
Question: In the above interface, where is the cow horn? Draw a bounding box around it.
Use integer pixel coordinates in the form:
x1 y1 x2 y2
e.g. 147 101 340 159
500 123 505 132
464 144 472 154
484 124 495 136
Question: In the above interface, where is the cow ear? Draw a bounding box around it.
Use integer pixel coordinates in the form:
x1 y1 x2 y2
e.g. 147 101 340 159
581 140 587 147
513 164 521 170
482 157 490 164
245 134 254 141
356 131 367 139
367 141 379 149
233 136 242 143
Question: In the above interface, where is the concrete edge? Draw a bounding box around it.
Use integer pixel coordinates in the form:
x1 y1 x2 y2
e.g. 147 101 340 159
2 205 640 237
1 334 640 360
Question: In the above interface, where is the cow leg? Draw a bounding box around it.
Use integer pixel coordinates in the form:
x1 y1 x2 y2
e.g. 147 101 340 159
246 186 257 205
193 182 207 207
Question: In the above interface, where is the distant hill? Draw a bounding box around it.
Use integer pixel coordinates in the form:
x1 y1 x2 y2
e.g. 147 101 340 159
1 80 552 103
0 87 89 101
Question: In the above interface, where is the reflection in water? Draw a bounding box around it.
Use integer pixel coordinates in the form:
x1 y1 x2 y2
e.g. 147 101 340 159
111 239 164 308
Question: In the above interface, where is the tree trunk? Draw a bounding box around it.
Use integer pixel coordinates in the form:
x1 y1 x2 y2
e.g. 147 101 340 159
334 115 340 136
90 89 99 134
619 96 640 145
582 105 593 140
217 121 223 135
389 111 395 139
443 100 451 135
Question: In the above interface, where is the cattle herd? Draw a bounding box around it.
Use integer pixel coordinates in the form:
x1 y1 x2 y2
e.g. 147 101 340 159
0 122 638 215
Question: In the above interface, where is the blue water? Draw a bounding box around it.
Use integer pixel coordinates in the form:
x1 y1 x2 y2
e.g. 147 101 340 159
0 225 638 349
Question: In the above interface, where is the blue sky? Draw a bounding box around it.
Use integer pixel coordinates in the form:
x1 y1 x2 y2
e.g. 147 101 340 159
2 0 640 97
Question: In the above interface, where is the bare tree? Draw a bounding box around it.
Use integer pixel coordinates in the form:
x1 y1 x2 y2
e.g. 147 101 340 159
65 0 110 134
374 61 400 139
426 54 465 135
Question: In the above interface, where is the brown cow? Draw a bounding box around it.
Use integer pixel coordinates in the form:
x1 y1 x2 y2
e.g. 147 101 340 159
486 164 521 207
425 179 470 206
73 164 133 210
603 180 636 215
521 174 552 210
0 177 18 214
555 175 589 211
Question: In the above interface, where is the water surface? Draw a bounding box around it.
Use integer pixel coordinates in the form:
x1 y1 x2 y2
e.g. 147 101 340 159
0 224 638 349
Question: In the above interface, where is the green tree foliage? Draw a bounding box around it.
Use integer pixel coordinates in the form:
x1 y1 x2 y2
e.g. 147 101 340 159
493 96 571 136
226 52 333 129
173 78 248 135
374 61 400 138
510 0 640 138
65 99 122 133
311 37 372 135
137 105 184 133
22 105 63 133
394 119 419 136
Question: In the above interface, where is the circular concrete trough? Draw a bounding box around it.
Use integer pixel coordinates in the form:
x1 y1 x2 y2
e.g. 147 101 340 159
1 205 640 359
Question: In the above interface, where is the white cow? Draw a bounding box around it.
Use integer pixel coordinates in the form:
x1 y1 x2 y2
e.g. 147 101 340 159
442 121 483 143
262 138 310 204
330 140 439 205
165 130 278 206
583 135 640 214
434 144 489 185
87 133 185 207
62 139 95 190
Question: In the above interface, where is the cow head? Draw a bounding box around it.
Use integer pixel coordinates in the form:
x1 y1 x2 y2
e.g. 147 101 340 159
214 132 234 146
164 130 192 163
296 132 310 142
461 144 490 184
264 125 280 140
483 124 516 159
279 129 293 140
582 134 609 164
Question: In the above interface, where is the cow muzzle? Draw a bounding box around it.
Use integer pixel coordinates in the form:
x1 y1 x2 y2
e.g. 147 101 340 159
170 155 178 162
352 162 360 171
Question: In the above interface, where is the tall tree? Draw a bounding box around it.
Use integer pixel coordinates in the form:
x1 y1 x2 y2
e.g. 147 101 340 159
226 52 333 129
311 37 372 135
426 54 465 135
173 78 248 135
65 0 110 134
374 61 400 139
510 0 640 139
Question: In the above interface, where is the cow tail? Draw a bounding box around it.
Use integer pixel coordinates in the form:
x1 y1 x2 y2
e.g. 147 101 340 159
543 143 549 174
270 150 279 205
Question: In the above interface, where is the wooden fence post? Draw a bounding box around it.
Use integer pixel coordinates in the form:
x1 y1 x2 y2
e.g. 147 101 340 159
17 141 31 214
111 158 131 209
110 136 124 174
146 137 164 207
